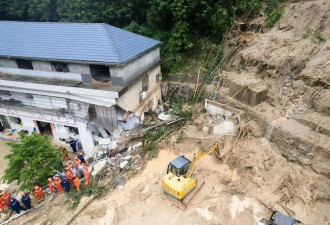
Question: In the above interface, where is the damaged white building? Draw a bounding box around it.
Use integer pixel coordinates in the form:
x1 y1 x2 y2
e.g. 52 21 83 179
0 21 162 154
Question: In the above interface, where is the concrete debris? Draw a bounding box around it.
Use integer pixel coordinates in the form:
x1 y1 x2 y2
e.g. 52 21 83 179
131 154 143 171
213 120 237 135
203 99 244 136
98 138 111 146
91 160 107 177
122 155 132 163
119 161 129 170
111 126 123 139
120 115 140 131
158 112 173 121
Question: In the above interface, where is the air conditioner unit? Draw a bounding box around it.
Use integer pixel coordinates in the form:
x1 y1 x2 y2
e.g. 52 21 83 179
69 102 80 110
139 91 147 101
156 73 162 82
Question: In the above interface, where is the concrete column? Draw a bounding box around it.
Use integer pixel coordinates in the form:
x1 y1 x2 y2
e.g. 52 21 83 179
76 121 95 155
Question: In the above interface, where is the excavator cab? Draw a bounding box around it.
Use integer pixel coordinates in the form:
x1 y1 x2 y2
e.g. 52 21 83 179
167 156 191 177
256 211 301 225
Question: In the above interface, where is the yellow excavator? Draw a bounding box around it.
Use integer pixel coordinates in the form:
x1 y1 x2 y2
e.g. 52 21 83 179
161 141 220 208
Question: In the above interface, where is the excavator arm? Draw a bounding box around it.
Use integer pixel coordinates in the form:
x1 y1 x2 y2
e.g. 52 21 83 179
186 141 220 178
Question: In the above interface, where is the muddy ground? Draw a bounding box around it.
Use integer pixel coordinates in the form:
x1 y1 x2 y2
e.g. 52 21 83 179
7 131 329 225
0 141 11 177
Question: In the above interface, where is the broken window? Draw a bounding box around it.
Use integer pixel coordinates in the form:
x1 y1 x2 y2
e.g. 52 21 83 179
0 90 11 96
51 62 69 72
90 65 110 82
142 75 149 92
16 59 33 70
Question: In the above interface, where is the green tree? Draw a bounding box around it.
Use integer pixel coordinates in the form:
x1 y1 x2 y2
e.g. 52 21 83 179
3 133 63 190
6 0 29 20
27 0 58 21
56 0 100 22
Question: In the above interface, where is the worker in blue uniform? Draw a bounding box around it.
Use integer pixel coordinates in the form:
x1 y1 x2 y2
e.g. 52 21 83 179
69 137 77 153
9 197 26 214
21 192 32 209
61 176 70 193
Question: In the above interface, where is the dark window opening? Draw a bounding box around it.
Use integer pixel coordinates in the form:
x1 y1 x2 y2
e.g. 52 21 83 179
16 59 33 70
26 93 33 99
0 90 11 96
51 62 69 72
142 75 149 92
90 65 110 82
88 105 96 119
65 125 79 135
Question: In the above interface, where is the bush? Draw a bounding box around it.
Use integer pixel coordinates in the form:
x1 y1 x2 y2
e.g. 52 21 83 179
265 6 283 27
302 29 326 44
3 133 63 190
237 0 262 15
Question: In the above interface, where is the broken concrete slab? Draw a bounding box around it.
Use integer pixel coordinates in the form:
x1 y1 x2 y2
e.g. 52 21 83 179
226 73 268 107
213 120 237 135
271 119 330 177
205 99 245 120
91 160 107 176
120 161 129 170
295 112 330 136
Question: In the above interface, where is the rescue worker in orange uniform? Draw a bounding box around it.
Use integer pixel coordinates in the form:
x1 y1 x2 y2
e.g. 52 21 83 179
48 178 55 193
84 166 90 185
65 169 73 184
0 198 4 212
1 191 11 208
54 177 64 194
73 175 81 192
34 185 44 202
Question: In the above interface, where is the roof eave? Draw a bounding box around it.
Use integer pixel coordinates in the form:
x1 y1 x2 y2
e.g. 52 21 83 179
0 42 161 66
119 42 162 66
0 55 121 66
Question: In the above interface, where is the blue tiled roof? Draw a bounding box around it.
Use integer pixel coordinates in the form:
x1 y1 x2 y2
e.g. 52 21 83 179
0 21 160 64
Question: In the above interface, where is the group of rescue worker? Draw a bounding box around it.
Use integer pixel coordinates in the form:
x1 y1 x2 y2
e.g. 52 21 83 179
0 191 31 214
0 150 91 215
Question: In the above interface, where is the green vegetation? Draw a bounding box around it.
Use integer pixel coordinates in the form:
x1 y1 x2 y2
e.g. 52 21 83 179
302 29 327 44
264 0 283 28
265 6 283 28
66 176 112 209
3 133 63 190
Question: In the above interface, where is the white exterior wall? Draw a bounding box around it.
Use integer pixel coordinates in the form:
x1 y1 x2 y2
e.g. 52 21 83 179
68 63 91 74
110 47 160 85
118 80 142 112
117 65 161 118
52 123 79 140
0 58 17 68
76 121 94 155
0 67 83 82
6 116 37 134
31 61 52 71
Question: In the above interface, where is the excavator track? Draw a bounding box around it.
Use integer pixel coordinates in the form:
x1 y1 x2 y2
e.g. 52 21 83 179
163 181 205 210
